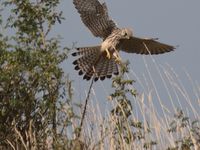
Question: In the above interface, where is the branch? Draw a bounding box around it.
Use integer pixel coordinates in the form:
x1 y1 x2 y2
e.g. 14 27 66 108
77 78 94 138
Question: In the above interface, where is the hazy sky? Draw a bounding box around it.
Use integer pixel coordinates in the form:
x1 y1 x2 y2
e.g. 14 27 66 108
54 0 200 117
61 0 200 77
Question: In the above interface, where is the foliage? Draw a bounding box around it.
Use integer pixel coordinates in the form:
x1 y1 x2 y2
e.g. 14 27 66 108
0 0 69 149
107 62 157 149
167 109 200 150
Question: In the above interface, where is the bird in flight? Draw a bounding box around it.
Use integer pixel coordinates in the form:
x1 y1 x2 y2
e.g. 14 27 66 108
72 0 175 81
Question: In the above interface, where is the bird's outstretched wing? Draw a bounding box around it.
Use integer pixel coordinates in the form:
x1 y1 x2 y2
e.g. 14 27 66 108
73 0 118 39
120 37 175 55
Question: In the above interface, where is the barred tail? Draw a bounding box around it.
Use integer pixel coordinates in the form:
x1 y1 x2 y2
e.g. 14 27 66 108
72 46 119 81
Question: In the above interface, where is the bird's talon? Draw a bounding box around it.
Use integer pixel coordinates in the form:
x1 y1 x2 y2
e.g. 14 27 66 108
115 57 121 64
113 52 121 63
107 53 111 59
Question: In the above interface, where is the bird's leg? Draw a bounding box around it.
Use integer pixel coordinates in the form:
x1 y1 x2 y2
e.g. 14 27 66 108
105 48 111 59
113 47 122 64
113 51 122 64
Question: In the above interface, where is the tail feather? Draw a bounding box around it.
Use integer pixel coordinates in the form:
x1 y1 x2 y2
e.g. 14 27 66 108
72 46 100 56
108 58 119 76
96 56 119 78
72 46 119 81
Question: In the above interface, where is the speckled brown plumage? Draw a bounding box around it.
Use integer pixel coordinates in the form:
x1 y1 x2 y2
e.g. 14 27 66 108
72 0 175 81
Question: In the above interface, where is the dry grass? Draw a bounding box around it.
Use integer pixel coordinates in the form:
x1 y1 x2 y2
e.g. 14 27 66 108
2 58 199 150
76 57 200 150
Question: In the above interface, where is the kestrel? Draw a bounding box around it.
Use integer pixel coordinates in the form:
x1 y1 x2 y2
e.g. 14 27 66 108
72 0 175 81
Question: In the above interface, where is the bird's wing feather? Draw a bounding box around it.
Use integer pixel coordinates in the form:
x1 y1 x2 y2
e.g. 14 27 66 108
120 36 175 55
73 0 118 39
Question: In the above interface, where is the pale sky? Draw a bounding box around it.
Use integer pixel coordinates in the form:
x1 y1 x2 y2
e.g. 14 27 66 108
55 0 200 117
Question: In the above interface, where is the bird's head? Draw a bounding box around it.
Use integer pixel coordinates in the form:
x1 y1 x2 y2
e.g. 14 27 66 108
120 28 133 39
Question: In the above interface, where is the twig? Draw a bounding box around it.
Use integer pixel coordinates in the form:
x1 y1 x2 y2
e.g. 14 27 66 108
6 139 16 150
77 78 94 138
14 126 28 150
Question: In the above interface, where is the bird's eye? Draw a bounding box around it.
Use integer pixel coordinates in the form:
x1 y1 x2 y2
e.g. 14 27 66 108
122 32 127 37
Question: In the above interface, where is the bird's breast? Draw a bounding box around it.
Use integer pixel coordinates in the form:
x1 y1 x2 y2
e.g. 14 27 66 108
101 40 109 51
101 39 119 52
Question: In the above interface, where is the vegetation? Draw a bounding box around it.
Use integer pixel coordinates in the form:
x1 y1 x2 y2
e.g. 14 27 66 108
0 0 199 149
